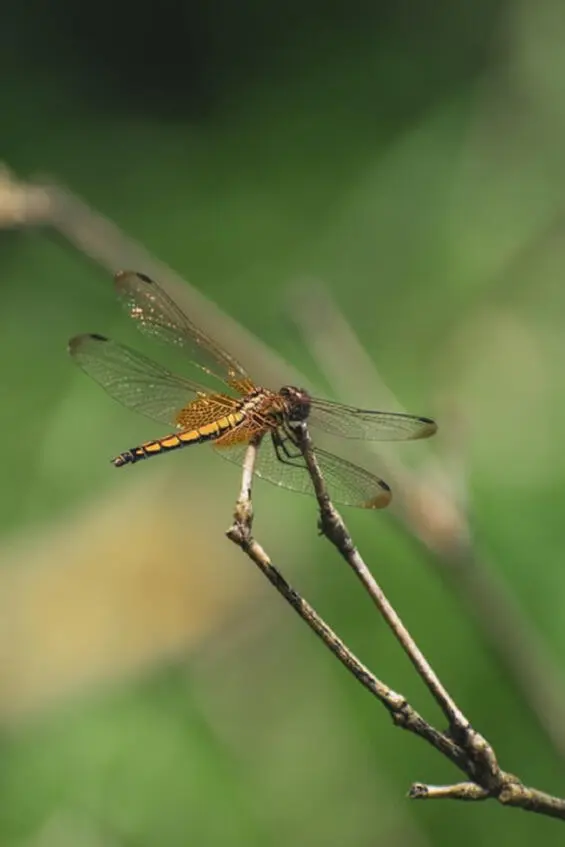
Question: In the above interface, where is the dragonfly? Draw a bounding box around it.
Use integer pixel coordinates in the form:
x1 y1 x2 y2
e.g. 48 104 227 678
69 271 437 509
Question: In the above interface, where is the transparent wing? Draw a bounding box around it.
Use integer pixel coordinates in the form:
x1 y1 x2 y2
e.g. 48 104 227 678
308 397 437 441
69 333 238 428
114 270 254 392
214 432 391 509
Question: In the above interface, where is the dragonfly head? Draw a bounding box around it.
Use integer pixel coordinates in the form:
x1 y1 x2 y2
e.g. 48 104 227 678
279 385 312 423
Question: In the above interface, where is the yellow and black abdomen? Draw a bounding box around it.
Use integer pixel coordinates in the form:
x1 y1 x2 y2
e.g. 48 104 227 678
112 412 245 467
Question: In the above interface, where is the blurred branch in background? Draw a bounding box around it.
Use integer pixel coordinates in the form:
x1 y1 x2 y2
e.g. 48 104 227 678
0 165 52 229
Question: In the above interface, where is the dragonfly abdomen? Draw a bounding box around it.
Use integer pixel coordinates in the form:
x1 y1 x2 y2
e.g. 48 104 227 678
112 412 245 467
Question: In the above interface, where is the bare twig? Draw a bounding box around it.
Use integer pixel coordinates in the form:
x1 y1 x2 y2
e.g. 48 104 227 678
226 440 471 774
409 781 489 802
292 423 499 782
294 425 470 731
227 434 565 820
410 779 565 818
292 281 565 761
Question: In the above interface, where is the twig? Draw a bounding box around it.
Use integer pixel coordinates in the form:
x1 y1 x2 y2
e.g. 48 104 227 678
226 440 470 773
292 280 565 760
292 423 497 779
227 435 565 820
295 426 470 729
409 781 489 802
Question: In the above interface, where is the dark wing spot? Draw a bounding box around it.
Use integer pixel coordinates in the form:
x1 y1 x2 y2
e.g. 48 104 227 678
67 332 108 354
416 417 438 437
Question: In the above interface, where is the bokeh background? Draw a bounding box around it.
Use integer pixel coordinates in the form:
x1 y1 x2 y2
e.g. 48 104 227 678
2 0 565 844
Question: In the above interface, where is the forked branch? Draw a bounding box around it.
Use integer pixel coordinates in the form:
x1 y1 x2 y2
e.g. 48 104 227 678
226 430 565 821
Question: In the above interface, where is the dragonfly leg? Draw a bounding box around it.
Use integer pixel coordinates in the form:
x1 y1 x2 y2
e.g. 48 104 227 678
271 430 304 466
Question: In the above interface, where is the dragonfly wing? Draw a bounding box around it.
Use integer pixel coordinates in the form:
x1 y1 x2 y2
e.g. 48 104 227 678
214 433 391 509
308 397 437 441
69 333 237 428
314 446 391 508
114 271 253 392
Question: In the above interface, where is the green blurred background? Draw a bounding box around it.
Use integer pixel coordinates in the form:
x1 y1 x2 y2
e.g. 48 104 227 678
2 0 565 844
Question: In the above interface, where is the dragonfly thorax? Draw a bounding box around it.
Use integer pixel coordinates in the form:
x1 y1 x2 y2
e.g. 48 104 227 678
278 385 312 423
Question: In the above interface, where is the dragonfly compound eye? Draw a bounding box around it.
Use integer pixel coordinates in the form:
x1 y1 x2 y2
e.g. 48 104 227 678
280 386 312 422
